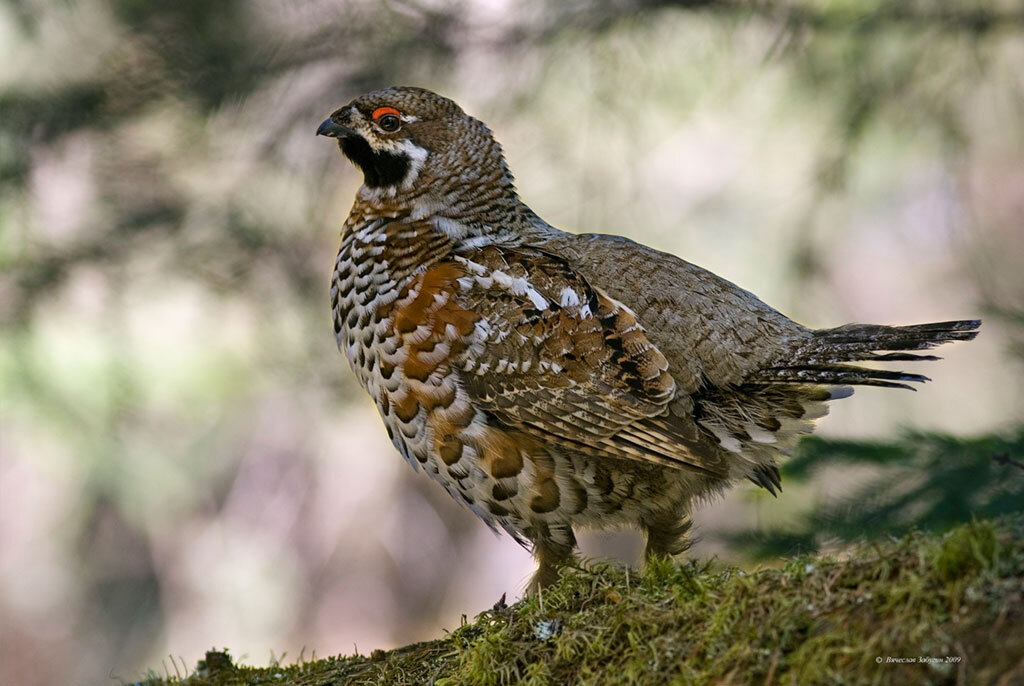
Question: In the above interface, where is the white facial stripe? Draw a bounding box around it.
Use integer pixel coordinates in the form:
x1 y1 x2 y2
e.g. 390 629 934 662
380 139 429 189
354 138 430 199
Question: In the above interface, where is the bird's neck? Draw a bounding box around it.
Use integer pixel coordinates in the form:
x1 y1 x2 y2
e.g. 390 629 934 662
346 179 547 252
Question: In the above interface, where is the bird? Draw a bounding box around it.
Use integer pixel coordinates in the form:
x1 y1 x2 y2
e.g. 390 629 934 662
317 86 980 593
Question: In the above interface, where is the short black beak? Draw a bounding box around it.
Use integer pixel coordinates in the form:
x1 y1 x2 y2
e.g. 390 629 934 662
316 118 353 138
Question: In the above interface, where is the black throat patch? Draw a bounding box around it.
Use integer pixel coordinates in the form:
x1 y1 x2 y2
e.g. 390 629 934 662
340 135 412 188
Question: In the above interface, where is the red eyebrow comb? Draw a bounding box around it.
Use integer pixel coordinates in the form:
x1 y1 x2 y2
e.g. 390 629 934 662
371 106 400 120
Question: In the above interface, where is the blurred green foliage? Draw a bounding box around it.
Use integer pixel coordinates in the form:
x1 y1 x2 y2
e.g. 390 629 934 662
728 429 1024 558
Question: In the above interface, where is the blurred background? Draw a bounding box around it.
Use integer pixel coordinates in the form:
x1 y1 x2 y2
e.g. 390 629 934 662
1 0 1023 684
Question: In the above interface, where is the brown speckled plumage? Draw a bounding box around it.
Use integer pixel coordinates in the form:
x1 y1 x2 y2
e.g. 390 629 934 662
318 87 980 592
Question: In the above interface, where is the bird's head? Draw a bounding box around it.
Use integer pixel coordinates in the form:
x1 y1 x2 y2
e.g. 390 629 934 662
318 86 516 207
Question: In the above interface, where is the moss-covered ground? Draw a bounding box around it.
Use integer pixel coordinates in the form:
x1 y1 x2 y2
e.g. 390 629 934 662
136 514 1024 685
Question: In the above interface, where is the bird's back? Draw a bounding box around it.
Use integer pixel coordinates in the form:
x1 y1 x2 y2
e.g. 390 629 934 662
534 230 813 395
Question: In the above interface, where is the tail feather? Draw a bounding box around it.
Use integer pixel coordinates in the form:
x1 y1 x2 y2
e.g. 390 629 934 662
805 320 980 351
747 463 782 496
749 319 980 390
867 352 941 362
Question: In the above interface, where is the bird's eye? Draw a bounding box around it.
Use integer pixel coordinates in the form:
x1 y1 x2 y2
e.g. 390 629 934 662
372 107 402 132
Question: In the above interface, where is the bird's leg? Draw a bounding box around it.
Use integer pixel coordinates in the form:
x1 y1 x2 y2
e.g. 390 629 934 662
526 523 577 596
642 508 693 561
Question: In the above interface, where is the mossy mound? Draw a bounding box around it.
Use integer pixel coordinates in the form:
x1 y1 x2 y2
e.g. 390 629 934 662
137 515 1024 685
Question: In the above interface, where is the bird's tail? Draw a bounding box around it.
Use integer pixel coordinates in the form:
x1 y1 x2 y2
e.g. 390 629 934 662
748 319 981 390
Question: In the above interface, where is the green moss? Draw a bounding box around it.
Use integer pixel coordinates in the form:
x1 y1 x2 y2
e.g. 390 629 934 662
136 514 1024 686
928 520 998 583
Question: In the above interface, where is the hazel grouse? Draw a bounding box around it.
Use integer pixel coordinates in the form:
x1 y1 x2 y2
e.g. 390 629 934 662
317 86 979 592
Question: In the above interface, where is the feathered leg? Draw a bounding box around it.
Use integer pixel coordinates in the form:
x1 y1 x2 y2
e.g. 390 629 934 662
526 522 576 595
642 505 693 561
